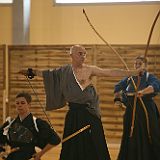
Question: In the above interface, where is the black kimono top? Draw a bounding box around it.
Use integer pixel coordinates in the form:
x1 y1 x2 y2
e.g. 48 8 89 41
0 113 61 149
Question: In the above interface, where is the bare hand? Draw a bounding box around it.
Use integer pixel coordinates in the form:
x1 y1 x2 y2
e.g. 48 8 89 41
114 101 126 110
114 101 122 107
32 152 42 160
137 90 144 97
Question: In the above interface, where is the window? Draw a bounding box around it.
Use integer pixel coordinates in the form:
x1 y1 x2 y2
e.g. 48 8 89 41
0 0 13 4
54 0 160 4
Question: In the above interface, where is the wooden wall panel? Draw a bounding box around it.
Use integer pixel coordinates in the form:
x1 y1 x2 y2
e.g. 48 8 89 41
8 45 93 136
0 45 5 124
8 45 160 142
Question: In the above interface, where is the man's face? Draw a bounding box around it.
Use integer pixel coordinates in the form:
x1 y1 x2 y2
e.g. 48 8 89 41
134 58 145 70
71 47 87 64
15 97 30 115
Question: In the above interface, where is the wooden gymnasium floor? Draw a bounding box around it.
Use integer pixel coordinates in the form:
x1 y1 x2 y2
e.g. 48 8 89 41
40 143 120 160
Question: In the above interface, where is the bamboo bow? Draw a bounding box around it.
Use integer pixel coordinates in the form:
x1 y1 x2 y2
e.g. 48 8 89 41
83 9 160 140
144 9 160 59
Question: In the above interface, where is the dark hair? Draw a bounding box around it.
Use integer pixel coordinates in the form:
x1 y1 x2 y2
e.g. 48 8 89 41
135 55 147 65
16 92 32 104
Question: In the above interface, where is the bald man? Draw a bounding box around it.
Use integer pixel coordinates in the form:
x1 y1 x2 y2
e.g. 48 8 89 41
19 45 143 160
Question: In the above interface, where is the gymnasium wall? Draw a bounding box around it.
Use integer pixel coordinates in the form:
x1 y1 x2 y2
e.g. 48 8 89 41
6 44 160 142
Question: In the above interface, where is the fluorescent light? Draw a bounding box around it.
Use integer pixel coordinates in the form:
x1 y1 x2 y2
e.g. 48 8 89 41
55 0 160 3
0 0 13 3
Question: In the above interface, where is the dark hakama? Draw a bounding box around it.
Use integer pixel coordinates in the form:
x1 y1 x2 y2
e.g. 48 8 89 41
114 72 160 160
60 103 110 160
43 64 111 160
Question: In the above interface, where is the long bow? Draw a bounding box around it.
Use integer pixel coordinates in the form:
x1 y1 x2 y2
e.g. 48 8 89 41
139 9 160 141
144 9 160 59
83 9 160 140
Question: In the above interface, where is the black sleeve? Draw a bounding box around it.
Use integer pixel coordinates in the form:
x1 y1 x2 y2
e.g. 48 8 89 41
0 121 9 145
35 118 61 149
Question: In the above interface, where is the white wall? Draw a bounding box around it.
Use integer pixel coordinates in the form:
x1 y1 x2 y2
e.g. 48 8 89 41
30 0 160 44
0 5 12 44
0 1 160 45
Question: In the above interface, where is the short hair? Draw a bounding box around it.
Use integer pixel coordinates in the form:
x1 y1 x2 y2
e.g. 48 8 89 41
135 55 147 65
69 45 86 55
16 92 32 104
